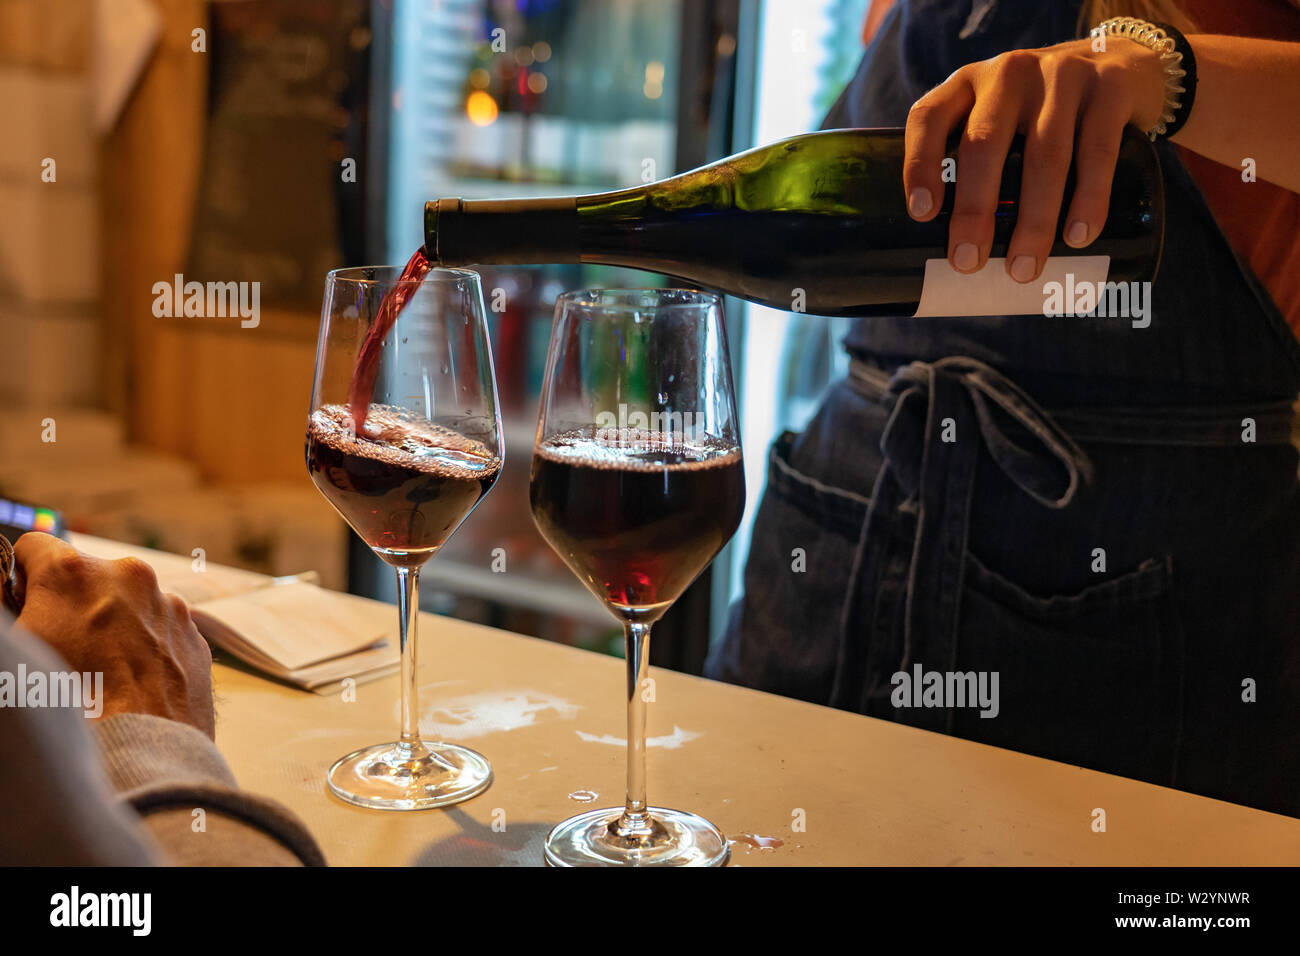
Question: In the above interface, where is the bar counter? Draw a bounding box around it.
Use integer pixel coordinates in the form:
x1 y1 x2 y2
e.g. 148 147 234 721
71 533 1300 867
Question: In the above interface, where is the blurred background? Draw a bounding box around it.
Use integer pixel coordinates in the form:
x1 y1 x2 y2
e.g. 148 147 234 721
0 0 867 675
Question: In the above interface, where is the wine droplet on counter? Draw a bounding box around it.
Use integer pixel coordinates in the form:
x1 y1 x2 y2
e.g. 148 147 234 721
729 833 784 850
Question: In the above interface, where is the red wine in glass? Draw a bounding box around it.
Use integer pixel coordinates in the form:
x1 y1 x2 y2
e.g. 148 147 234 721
529 427 744 621
307 403 500 567
530 287 742 867
309 262 503 812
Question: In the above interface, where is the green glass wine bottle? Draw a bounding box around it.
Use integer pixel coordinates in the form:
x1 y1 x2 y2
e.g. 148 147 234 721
424 126 1163 318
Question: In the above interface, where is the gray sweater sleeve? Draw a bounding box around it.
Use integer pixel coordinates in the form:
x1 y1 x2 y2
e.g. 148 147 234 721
94 714 327 867
0 615 325 866
0 622 161 866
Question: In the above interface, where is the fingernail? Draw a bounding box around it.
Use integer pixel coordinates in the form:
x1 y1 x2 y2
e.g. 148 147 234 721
1010 255 1037 283
1066 220 1089 246
908 187 933 218
952 242 979 272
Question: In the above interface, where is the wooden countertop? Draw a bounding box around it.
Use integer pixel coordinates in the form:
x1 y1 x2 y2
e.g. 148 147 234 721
72 533 1300 866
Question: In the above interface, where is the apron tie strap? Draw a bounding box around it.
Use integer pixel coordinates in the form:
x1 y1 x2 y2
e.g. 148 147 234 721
831 356 1092 722
884 357 1093 507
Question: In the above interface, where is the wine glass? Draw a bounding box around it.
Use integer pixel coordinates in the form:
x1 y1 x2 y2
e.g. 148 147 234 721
306 262 503 810
530 288 744 866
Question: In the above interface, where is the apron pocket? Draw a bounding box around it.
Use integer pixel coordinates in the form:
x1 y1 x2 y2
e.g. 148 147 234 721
709 432 869 706
950 550 1185 787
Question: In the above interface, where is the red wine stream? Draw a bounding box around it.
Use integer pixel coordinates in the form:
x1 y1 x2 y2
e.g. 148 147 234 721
348 246 432 433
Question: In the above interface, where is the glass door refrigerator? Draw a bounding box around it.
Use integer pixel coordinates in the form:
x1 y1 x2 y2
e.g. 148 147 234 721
720 0 870 627
365 0 750 672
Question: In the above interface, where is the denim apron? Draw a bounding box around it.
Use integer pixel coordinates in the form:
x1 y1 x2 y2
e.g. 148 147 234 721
706 0 1300 817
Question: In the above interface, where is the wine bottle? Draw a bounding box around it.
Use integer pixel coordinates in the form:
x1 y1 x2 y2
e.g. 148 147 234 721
424 126 1163 318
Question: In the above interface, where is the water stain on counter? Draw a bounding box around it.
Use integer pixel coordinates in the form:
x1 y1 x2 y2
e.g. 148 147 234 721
409 689 581 739
574 725 701 749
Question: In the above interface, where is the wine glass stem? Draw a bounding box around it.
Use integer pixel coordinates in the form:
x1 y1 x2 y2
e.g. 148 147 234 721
617 621 653 835
395 565 429 760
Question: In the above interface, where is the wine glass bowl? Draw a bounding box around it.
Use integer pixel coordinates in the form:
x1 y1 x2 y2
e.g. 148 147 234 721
529 425 745 623
530 288 743 865
307 402 500 567
306 262 503 810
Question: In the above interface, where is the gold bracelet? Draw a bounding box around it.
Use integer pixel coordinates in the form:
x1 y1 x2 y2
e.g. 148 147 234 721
1090 16 1189 140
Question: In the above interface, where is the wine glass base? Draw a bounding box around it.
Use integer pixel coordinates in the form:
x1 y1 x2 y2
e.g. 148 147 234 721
327 741 493 811
544 806 730 867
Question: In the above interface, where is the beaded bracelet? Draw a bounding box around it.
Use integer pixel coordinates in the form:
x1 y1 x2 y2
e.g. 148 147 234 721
1090 16 1199 141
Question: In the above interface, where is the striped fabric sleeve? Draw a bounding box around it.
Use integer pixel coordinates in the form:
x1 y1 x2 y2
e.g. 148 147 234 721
94 713 326 867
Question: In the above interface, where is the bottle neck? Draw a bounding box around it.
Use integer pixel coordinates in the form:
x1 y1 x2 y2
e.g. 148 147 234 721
425 197 580 266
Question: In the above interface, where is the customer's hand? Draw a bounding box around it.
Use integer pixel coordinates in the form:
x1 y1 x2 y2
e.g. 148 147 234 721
903 37 1167 282
12 533 215 738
